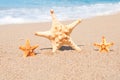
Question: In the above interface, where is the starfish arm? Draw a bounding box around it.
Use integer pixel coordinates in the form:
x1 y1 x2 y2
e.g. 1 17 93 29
19 46 26 51
31 45 39 50
52 45 58 53
99 47 109 52
94 43 101 47
51 41 59 53
23 53 27 57
29 52 36 56
23 51 29 57
106 47 110 52
102 36 107 44
105 48 109 52
106 42 114 47
50 9 62 28
67 19 81 31
26 40 30 47
50 9 59 22
68 39 81 51
99 48 103 52
35 31 51 39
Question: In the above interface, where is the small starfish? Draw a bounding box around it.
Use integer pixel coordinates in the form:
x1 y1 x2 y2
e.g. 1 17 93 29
94 36 114 52
19 40 39 57
35 9 82 53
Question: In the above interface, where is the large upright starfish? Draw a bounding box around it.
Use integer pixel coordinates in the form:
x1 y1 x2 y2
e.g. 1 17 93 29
94 36 114 52
35 9 81 53
19 40 39 57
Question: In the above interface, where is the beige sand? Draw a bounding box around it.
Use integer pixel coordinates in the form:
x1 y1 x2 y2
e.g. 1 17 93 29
0 13 120 80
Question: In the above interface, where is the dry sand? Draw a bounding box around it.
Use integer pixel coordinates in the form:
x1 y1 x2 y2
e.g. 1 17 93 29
0 13 120 80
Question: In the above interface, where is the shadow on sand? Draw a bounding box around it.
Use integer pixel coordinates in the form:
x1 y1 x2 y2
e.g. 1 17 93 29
40 45 84 51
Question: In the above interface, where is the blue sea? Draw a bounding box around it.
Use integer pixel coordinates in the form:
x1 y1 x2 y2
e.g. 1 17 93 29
0 0 120 24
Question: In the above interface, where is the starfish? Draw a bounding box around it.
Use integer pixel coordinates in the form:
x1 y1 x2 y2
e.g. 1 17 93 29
19 40 39 57
94 36 114 52
35 9 82 53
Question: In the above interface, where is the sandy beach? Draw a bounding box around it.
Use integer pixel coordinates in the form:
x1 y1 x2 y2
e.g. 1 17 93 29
0 13 120 80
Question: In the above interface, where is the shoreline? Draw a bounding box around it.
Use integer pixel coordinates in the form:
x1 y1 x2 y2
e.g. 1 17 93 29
0 11 120 26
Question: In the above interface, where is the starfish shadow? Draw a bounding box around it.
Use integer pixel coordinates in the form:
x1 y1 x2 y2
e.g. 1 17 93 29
94 49 99 51
39 48 53 56
40 48 52 50
93 49 114 52
35 52 41 55
78 45 85 47
110 49 114 52
40 45 84 51
40 47 71 51
60 45 84 51
59 46 74 51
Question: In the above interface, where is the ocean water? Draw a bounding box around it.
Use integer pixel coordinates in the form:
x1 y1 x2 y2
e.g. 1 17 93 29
0 0 120 24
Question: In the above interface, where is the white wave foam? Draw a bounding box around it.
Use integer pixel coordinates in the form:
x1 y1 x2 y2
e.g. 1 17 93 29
0 2 120 25
53 2 120 20
0 16 25 24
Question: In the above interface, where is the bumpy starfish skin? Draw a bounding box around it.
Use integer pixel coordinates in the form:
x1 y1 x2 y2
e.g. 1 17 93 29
19 40 39 57
35 9 81 52
94 36 114 52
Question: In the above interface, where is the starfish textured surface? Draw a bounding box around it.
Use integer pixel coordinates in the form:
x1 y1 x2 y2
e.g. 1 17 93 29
35 9 82 53
94 36 114 52
19 40 39 57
